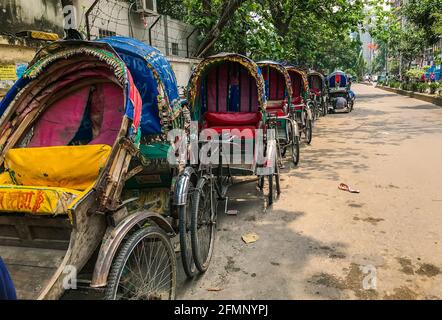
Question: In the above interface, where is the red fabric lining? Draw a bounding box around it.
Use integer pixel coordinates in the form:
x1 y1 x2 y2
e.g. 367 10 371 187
28 87 91 147
89 83 125 145
204 62 259 112
27 74 124 148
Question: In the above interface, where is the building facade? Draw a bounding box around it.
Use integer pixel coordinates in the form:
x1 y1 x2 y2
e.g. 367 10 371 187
0 0 200 93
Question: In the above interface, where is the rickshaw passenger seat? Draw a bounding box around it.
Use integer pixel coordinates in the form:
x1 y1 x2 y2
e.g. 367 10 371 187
0 145 111 215
204 112 262 138
266 100 286 117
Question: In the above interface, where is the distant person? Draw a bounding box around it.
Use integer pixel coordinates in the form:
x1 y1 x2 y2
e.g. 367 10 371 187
0 257 16 300
420 74 426 82
430 72 435 83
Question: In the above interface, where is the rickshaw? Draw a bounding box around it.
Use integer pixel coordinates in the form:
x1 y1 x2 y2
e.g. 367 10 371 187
326 70 354 113
285 66 313 145
0 37 192 300
185 53 281 224
257 61 300 166
308 70 327 118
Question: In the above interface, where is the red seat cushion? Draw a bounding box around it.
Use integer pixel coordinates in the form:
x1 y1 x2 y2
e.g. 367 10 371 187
205 112 262 127
208 126 257 138
292 96 303 104
204 112 262 139
266 100 286 117
310 88 321 97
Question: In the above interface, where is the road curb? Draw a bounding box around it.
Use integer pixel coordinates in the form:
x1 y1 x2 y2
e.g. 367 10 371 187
376 85 442 107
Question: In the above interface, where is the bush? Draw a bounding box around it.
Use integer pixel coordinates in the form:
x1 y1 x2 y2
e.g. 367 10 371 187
429 82 440 95
389 81 401 89
401 82 411 91
416 83 430 93
406 67 426 80
410 82 419 92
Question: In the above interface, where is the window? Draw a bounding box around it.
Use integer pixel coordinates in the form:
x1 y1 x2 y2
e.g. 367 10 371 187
171 42 179 56
99 29 116 38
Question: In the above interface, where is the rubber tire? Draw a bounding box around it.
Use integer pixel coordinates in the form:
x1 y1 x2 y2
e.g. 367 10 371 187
305 119 313 145
104 226 177 300
191 177 216 273
179 182 196 279
268 161 281 206
322 101 327 117
289 121 299 166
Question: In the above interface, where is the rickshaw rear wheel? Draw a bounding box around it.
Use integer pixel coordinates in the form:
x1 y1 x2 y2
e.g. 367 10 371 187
191 176 216 273
257 176 264 191
179 183 197 279
289 120 299 166
268 161 281 206
104 226 177 300
305 119 313 145
322 101 327 117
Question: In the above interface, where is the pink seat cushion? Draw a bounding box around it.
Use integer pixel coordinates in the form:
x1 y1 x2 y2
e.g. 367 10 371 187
208 126 257 138
204 112 262 139
311 88 321 97
266 100 286 117
292 96 303 104
205 112 262 127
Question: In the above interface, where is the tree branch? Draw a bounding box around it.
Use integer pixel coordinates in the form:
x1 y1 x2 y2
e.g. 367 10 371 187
195 0 247 57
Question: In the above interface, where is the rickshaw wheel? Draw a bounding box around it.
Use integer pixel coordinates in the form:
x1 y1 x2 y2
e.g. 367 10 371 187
191 176 216 273
179 183 197 279
289 120 299 166
322 101 327 117
257 176 265 191
305 118 313 145
268 161 281 206
104 226 177 300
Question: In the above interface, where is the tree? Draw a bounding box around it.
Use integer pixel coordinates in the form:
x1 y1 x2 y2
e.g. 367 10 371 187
402 0 442 46
164 0 366 71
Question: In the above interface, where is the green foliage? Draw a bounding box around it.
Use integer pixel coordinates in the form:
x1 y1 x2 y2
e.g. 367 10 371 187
417 82 430 93
429 82 440 95
406 67 426 80
402 0 442 46
166 0 365 72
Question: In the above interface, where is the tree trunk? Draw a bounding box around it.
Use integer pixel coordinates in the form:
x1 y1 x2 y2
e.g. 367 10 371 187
195 0 247 57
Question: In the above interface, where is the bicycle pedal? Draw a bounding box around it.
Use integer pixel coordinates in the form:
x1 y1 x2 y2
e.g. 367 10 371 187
226 210 238 215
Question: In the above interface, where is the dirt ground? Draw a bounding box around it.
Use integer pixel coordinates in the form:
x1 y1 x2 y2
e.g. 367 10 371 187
177 84 442 300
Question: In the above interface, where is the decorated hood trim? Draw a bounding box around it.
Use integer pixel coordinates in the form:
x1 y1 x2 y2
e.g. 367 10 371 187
24 47 128 85
285 67 309 93
188 53 267 111
257 61 293 101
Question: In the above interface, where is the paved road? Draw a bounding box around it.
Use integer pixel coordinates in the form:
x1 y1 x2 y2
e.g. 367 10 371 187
178 84 442 300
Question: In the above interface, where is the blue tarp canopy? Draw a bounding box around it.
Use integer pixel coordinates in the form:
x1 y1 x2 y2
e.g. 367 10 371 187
0 37 179 136
328 70 348 88
98 37 179 135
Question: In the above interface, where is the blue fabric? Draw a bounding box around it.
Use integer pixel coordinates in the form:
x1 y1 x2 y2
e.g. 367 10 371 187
348 90 356 99
328 71 348 88
0 77 29 118
0 37 179 136
0 257 16 300
425 65 441 81
98 37 180 135
229 85 240 112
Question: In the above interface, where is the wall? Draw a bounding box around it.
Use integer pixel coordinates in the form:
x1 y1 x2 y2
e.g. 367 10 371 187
74 0 199 58
0 0 200 93
0 0 64 35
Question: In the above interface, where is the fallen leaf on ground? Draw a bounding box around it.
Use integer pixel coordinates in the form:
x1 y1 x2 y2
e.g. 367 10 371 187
242 232 259 244
207 287 223 292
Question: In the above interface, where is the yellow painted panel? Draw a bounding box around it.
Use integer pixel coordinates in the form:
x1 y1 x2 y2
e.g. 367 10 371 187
4 145 111 191
0 64 17 81
0 185 82 215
